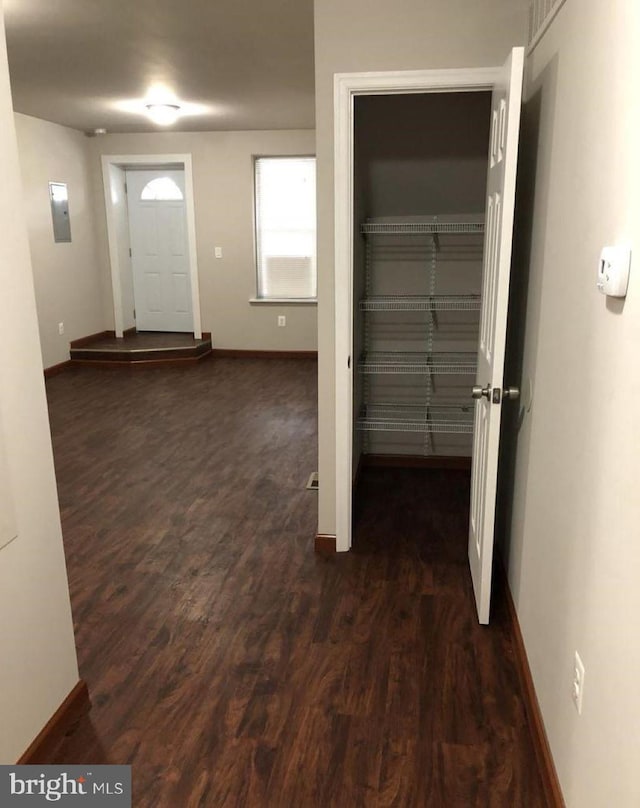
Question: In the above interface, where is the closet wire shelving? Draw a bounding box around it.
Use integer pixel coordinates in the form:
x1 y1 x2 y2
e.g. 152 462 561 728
359 351 477 375
357 217 485 452
357 403 475 435
359 294 480 312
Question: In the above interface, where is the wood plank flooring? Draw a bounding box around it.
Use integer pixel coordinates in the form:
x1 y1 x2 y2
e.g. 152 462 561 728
44 359 546 807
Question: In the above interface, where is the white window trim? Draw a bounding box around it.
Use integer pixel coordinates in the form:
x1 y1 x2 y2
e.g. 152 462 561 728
249 297 317 305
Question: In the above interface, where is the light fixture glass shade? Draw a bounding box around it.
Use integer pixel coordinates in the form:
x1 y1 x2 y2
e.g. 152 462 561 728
145 103 181 126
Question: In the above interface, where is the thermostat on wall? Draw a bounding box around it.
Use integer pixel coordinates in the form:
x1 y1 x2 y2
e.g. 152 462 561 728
597 246 631 298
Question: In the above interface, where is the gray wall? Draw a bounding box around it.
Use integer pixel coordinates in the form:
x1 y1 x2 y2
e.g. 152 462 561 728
502 0 640 804
355 92 492 217
314 0 528 532
0 12 79 763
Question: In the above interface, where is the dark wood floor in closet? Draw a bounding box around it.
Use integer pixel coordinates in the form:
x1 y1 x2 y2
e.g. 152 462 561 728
45 359 546 807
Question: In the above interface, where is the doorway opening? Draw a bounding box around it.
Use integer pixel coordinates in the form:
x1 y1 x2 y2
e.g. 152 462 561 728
334 53 524 623
101 154 202 339
352 90 490 469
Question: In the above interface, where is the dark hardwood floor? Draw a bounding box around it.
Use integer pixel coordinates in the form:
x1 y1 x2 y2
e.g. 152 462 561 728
45 359 546 807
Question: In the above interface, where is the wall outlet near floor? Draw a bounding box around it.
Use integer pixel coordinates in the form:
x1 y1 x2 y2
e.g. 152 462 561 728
572 651 585 715
58 322 65 335
277 315 286 327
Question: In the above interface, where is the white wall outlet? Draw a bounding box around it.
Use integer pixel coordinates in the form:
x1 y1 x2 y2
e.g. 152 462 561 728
572 651 585 715
277 315 286 327
214 246 223 259
58 322 64 335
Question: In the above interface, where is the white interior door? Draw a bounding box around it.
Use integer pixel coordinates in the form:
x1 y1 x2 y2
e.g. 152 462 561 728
468 47 524 624
126 169 193 332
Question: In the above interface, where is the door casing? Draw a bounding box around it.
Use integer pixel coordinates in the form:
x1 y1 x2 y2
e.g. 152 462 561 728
101 154 202 339
333 66 503 554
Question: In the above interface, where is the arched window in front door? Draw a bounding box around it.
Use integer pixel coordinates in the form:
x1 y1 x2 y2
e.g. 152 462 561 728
140 177 184 201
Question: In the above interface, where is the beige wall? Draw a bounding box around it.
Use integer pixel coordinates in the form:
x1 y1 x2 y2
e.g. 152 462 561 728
0 10 79 764
14 113 107 369
14 122 317 356
88 130 318 350
314 0 528 533
503 1 640 805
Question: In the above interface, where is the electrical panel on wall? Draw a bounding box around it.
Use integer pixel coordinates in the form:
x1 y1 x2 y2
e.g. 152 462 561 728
49 181 72 243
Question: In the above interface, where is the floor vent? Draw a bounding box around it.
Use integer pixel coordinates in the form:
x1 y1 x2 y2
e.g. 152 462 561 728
528 0 568 52
306 472 319 491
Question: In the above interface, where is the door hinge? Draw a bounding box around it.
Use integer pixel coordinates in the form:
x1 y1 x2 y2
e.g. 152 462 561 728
129 247 132 257
133 308 136 319
124 182 128 194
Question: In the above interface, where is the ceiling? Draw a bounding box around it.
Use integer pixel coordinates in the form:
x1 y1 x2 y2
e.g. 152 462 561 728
3 0 316 133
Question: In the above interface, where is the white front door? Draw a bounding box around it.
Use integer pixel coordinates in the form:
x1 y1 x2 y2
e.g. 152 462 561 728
468 47 524 624
126 169 193 332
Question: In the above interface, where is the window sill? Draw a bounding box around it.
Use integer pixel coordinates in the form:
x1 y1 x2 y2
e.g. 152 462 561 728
249 298 318 305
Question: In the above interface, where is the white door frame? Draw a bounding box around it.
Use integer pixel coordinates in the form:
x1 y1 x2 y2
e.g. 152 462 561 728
334 67 501 553
101 154 202 339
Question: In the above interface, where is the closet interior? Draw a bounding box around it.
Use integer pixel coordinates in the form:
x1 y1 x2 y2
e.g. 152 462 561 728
352 91 493 508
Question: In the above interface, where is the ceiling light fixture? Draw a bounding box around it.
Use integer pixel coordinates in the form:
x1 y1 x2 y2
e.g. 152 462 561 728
145 103 181 126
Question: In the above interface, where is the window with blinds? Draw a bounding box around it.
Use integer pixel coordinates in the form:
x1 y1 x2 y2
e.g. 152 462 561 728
254 157 317 300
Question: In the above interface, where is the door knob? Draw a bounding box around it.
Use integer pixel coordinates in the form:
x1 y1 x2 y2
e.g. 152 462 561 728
502 386 520 400
472 384 491 400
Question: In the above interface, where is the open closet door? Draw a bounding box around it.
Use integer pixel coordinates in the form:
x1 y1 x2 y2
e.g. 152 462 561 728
468 47 524 625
